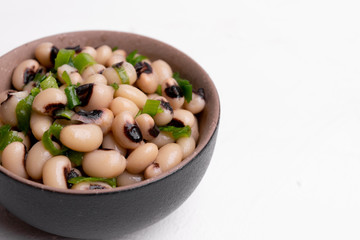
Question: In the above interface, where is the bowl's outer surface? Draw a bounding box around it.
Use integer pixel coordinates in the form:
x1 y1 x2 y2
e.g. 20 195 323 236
0 31 220 239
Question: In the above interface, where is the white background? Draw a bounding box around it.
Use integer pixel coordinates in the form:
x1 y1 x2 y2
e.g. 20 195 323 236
1 0 360 239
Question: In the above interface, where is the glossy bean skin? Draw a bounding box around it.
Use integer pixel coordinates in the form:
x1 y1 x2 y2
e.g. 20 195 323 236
111 111 143 149
95 45 112 65
149 131 174 148
114 84 147 109
57 64 83 85
183 89 206 114
103 62 137 85
135 113 159 140
106 54 125 67
154 143 183 172
42 156 71 189
77 84 114 111
151 59 173 84
83 74 107 85
30 111 53 140
117 171 144 187
72 108 114 134
110 97 139 118
135 62 159 94
0 91 28 127
26 141 59 180
151 96 173 126
2 142 28 179
161 78 184 110
72 181 112 190
32 88 67 116
172 109 195 128
144 163 162 179
81 64 105 80
60 124 103 152
12 59 39 90
34 42 56 68
176 137 196 159
81 46 97 60
126 143 158 174
82 149 126 178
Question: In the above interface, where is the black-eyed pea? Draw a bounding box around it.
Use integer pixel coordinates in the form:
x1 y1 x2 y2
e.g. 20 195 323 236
60 124 103 152
81 46 97 60
81 64 105 80
144 163 162 179
12 59 40 90
103 62 137 85
135 62 159 94
170 109 195 128
151 59 173 84
126 143 158 174
32 88 67 116
71 108 114 134
2 142 28 179
23 81 38 93
30 111 53 140
149 131 175 148
112 111 143 149
117 170 144 186
154 143 183 173
0 90 28 126
106 54 126 67
72 181 112 190
75 83 114 111
82 149 126 178
152 97 173 126
83 74 107 85
34 42 58 68
161 78 184 109
135 114 159 140
176 136 196 159
95 45 112 65
110 97 139 118
42 156 71 189
26 141 60 180
57 64 83 85
114 84 147 109
183 88 206 114
102 133 127 156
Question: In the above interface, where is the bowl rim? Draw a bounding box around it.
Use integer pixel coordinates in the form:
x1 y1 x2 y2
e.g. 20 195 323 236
0 30 220 195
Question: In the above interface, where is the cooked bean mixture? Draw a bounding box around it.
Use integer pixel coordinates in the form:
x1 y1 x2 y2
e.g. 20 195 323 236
0 43 206 190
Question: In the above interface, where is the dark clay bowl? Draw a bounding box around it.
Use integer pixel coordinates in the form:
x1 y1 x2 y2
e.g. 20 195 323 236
0 31 220 239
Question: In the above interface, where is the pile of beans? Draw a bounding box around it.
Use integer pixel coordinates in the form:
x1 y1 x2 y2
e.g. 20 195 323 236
0 42 206 190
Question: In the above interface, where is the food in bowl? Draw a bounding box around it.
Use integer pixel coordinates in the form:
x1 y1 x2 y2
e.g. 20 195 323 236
0 42 206 190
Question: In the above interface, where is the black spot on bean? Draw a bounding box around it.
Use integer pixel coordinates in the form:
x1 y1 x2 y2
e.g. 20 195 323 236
168 118 185 128
65 45 82 53
195 88 205 100
135 62 152 78
45 103 66 115
50 46 59 64
76 83 94 106
165 86 183 99
66 169 80 189
23 68 36 84
124 123 143 143
148 124 160 138
0 90 16 105
160 100 173 114
112 61 124 68
76 109 103 120
89 184 107 190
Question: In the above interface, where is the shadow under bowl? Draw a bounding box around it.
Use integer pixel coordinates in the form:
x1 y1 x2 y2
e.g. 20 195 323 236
0 30 220 239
